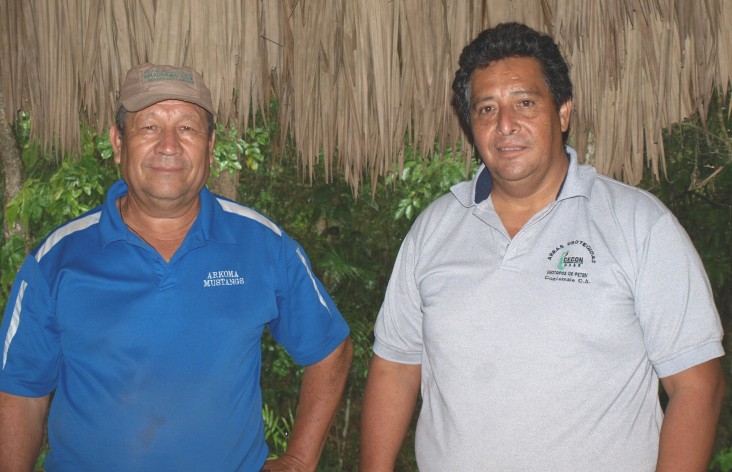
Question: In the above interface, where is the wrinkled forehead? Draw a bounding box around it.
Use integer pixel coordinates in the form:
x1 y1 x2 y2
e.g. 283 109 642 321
125 100 210 127
470 57 548 91
470 56 559 107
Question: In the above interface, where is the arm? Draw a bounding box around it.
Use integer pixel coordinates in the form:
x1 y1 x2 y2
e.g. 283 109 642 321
262 337 353 472
0 391 50 472
656 358 725 472
360 354 421 472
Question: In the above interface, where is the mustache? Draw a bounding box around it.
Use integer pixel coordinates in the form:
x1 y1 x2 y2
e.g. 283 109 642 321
143 156 191 170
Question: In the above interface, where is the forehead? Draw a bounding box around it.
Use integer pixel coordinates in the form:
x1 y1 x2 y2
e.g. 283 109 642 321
130 100 208 121
470 57 547 94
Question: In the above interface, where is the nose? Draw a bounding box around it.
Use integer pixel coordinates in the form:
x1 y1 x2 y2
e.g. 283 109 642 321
496 108 518 135
155 128 183 155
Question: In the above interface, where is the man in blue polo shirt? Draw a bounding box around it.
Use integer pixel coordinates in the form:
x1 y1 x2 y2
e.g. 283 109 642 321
360 23 725 471
0 63 352 472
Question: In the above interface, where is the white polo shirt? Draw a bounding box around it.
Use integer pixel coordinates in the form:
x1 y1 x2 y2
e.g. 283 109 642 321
374 147 724 471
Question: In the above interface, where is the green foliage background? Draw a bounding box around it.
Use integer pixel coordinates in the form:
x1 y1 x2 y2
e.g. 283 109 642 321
640 91 731 469
0 92 730 471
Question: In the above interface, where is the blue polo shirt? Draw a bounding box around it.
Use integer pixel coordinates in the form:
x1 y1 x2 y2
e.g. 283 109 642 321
0 180 350 471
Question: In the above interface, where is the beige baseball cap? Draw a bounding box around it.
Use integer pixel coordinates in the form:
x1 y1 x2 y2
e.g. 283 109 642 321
119 63 214 115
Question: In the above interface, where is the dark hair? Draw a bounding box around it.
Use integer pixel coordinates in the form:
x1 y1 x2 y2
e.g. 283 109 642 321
114 105 216 139
452 22 573 137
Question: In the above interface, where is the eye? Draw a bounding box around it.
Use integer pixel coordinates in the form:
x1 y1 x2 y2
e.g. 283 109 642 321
518 99 534 108
478 105 495 115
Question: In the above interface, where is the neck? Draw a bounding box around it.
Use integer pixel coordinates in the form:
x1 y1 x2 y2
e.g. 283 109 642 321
118 196 198 261
490 153 569 238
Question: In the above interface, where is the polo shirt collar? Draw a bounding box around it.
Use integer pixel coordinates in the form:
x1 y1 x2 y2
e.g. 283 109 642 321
99 180 132 247
197 189 237 244
99 180 236 248
557 147 595 201
451 145 594 207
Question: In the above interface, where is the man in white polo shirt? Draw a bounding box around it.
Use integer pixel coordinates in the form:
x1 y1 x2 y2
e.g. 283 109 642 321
360 22 725 471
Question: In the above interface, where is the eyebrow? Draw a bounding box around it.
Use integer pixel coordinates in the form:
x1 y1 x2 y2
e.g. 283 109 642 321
135 111 202 123
471 88 543 107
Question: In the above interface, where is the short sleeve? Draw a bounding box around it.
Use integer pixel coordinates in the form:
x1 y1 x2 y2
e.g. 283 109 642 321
635 213 724 378
373 228 423 364
0 255 61 396
268 236 349 366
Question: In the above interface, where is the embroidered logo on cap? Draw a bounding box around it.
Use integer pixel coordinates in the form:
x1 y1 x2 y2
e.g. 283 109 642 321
143 69 194 84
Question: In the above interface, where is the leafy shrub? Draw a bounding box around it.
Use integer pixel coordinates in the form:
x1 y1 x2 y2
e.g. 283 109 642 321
0 125 119 308
711 447 732 472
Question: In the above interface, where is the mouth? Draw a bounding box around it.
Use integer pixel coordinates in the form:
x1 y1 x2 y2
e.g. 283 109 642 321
494 144 527 155
147 160 187 172
150 166 184 172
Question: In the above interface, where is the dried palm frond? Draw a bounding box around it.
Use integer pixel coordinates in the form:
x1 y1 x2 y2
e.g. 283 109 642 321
1 0 730 190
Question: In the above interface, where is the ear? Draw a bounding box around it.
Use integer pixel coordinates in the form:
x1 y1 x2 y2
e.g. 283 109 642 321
110 125 123 164
208 131 216 165
559 99 572 132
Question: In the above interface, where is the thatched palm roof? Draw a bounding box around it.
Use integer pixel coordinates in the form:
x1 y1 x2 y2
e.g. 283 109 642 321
2 0 731 192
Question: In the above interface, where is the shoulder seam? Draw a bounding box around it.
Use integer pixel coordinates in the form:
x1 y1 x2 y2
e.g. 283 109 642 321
35 212 102 262
216 198 282 236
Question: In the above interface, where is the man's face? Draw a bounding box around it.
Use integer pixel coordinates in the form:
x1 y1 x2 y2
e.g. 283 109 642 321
469 57 571 192
111 100 215 214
